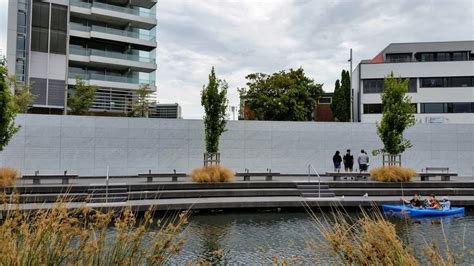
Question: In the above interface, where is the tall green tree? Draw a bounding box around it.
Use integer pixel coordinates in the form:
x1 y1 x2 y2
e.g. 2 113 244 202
0 59 20 152
239 67 323 121
8 75 37 113
68 77 97 115
374 73 416 161
201 67 228 153
130 84 155 118
331 70 350 122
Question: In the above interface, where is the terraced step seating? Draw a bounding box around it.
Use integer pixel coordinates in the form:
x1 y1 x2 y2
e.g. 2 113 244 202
86 183 128 203
235 170 280 181
296 183 335 198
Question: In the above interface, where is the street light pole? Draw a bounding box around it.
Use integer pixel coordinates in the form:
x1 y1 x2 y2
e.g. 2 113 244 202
348 48 353 122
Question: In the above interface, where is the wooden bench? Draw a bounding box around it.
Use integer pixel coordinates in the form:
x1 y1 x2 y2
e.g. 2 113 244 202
235 170 280 181
425 167 449 173
419 172 457 181
22 174 79 185
138 170 187 182
326 172 370 181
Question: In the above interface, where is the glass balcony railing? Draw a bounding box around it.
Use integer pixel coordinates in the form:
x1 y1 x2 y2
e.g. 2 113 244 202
69 46 155 64
68 72 154 85
70 23 156 41
71 0 156 19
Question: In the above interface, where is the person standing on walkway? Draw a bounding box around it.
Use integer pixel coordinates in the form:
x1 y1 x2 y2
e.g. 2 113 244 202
358 149 369 173
333 151 342 173
343 149 354 176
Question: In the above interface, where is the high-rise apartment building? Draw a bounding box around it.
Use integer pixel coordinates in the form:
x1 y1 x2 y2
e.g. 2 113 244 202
7 0 157 115
353 41 474 123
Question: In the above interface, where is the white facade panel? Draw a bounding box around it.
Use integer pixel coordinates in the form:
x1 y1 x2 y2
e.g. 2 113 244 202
29 52 49 79
361 61 474 79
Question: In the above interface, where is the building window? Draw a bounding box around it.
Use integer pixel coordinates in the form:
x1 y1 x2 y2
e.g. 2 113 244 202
420 77 444 87
31 1 49 53
408 78 417 92
318 97 332 104
436 52 450 61
50 4 67 54
421 103 473 113
420 53 435 62
363 79 384 93
386 53 412 63
452 52 467 61
363 104 383 114
450 77 472 87
420 77 474 88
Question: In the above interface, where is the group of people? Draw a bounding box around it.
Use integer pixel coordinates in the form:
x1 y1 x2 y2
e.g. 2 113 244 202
332 149 370 174
402 194 451 210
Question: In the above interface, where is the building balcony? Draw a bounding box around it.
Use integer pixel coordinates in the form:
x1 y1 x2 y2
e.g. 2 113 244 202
70 23 156 50
70 0 157 30
68 72 156 91
69 46 156 72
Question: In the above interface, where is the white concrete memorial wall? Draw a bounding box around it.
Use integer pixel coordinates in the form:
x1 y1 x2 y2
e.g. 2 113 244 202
1 114 473 176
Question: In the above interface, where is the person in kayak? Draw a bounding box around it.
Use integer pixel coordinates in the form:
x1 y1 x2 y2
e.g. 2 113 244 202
427 194 442 209
401 194 423 208
440 196 451 210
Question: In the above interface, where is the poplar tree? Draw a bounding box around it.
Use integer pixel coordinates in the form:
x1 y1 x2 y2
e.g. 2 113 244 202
201 67 228 153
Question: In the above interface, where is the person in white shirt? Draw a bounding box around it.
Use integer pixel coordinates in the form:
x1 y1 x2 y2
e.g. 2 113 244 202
358 149 369 173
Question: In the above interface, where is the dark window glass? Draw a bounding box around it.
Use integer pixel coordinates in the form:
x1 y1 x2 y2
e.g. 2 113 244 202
386 53 412 63
437 52 450 61
450 77 472 87
420 53 435 62
16 35 26 55
421 103 445 113
17 11 27 33
363 79 384 93
453 103 471 113
363 104 383 114
408 78 417 92
421 78 443 87
31 1 49 53
452 52 467 61
446 103 454 113
318 97 331 104
50 4 67 54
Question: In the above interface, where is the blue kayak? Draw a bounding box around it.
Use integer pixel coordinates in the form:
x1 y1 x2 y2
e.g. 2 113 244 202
382 205 465 217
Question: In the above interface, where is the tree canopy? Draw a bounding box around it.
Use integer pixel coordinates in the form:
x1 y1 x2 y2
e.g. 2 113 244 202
201 67 228 153
130 84 155 118
331 70 350 122
68 77 97 115
239 67 323 121
375 73 416 156
0 59 20 152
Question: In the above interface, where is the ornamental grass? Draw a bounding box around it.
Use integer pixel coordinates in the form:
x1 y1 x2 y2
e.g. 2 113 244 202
0 193 188 265
190 165 235 183
370 166 417 182
0 167 19 188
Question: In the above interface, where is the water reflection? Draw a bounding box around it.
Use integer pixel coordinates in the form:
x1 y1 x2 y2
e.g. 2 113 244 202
165 209 474 264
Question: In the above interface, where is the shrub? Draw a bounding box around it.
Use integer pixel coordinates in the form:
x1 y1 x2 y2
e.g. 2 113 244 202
0 167 19 187
370 166 417 182
0 197 188 265
190 165 235 183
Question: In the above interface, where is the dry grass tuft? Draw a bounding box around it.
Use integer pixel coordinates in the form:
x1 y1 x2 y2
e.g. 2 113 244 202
310 207 419 265
0 168 20 187
0 195 188 265
370 166 417 182
190 165 235 183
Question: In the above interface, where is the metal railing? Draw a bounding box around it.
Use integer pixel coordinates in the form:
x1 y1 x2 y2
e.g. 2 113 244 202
69 46 155 63
71 0 156 19
70 23 156 41
308 164 322 198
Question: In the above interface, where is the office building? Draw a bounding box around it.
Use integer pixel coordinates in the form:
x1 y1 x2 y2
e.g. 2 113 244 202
7 0 157 114
353 41 474 123
149 103 182 119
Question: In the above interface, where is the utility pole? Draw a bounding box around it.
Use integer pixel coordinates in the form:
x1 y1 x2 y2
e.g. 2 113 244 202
348 48 353 122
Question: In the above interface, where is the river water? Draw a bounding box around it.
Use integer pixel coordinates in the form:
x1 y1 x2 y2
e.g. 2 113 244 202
167 209 474 264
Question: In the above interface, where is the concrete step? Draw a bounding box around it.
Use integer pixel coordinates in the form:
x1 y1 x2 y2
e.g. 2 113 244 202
296 184 329 189
301 192 335 198
88 188 127 194
86 196 128 203
330 188 474 196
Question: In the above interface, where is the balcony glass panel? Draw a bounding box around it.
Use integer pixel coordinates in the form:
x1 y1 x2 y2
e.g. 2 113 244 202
69 46 155 63
71 0 155 18
68 71 153 85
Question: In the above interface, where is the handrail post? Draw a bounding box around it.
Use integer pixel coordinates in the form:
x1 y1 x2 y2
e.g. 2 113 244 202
307 164 310 182
106 165 109 203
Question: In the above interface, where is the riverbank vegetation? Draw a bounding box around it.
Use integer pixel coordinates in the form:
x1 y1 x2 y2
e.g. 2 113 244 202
370 166 417 182
191 165 235 183
0 196 188 265
0 167 19 188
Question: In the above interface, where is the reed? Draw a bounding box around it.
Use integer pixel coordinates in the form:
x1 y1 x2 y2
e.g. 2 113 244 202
190 165 235 183
0 167 19 188
0 194 188 265
370 166 417 182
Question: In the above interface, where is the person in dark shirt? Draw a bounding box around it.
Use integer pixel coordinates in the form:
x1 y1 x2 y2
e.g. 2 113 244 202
332 151 342 173
343 149 354 173
401 193 422 208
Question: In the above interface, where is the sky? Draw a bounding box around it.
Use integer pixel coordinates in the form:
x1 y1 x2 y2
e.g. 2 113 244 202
1 0 473 119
